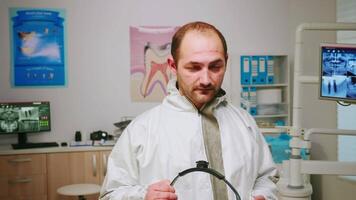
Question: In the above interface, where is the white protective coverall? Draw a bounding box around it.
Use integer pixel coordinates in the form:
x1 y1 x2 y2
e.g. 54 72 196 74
100 80 278 200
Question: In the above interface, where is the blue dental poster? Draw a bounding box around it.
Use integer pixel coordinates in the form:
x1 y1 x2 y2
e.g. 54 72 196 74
10 8 67 87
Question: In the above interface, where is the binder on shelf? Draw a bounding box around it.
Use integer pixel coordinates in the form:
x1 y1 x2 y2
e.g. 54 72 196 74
266 56 274 84
241 86 249 109
251 56 259 84
241 86 249 100
240 56 251 85
258 56 267 84
239 55 289 131
249 87 257 116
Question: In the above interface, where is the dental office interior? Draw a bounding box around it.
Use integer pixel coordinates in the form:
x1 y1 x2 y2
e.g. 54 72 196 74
0 0 355 199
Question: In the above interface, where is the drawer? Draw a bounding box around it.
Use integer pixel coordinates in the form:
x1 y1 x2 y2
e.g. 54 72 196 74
1 195 47 200
0 174 47 198
0 154 46 176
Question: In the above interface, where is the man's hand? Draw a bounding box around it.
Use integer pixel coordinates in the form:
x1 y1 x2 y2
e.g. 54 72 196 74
145 180 177 200
254 195 266 200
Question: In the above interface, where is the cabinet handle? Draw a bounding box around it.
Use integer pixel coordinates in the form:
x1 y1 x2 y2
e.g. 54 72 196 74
92 154 97 177
8 178 32 184
8 158 32 163
103 153 107 176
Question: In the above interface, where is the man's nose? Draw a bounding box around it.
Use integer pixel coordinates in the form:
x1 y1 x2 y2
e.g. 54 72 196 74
199 70 211 86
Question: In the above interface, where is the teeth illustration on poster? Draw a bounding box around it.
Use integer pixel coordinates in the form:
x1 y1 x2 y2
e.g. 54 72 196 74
10 8 67 87
130 26 179 102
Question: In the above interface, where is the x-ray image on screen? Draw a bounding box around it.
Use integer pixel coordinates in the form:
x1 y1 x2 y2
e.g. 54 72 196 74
0 102 50 134
320 44 356 102
0 106 40 133
0 107 20 132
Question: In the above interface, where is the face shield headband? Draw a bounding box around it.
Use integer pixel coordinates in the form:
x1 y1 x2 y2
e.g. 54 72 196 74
170 160 241 200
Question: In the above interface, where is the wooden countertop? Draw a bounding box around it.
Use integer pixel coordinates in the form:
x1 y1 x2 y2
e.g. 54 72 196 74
0 144 113 155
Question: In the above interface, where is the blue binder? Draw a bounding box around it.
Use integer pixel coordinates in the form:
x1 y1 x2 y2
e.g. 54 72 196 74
240 86 249 110
240 56 251 85
251 56 259 84
241 87 249 100
258 56 267 84
249 87 257 116
266 56 274 84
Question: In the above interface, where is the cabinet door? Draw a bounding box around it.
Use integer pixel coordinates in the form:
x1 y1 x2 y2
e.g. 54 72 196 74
84 150 112 184
47 152 71 200
83 151 101 184
47 151 103 200
99 150 111 183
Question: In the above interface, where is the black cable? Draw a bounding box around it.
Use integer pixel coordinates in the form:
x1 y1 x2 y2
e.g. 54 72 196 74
170 160 241 200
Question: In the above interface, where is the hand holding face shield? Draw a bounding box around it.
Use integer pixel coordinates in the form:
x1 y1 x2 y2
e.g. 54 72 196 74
169 160 241 200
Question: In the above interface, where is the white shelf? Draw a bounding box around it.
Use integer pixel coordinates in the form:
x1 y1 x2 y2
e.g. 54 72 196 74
259 128 287 134
254 114 289 118
241 83 288 88
257 102 288 106
240 55 290 127
243 102 288 107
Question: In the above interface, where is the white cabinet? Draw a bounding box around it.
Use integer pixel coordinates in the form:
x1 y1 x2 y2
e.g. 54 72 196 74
240 55 290 131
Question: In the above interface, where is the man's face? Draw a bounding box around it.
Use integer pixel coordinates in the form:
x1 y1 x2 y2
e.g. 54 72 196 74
168 30 227 109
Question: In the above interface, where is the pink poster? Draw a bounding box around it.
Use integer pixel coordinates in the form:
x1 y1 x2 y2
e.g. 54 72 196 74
130 26 179 102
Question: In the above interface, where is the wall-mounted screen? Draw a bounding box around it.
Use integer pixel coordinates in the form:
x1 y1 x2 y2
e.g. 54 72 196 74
320 43 356 103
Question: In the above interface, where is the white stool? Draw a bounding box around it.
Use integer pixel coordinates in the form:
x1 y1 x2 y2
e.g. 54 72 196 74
57 183 101 200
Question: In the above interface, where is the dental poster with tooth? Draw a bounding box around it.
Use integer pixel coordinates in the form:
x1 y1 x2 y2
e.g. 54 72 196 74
130 26 179 102
10 8 67 87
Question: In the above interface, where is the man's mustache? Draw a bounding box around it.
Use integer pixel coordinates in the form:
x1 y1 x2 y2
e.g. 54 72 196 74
195 86 215 90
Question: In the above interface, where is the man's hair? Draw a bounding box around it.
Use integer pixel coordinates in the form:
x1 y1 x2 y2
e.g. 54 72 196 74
171 21 228 64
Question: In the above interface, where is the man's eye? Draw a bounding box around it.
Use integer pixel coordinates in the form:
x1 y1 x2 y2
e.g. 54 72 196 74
210 64 223 71
187 65 201 71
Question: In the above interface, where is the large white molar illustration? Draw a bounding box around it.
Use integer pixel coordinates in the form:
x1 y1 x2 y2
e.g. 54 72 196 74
141 42 173 97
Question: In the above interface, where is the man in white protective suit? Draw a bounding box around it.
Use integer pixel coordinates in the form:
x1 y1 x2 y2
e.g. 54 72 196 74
100 21 278 200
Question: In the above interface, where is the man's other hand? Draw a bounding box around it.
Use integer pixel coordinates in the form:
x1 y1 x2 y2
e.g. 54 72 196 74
145 180 177 200
254 195 266 200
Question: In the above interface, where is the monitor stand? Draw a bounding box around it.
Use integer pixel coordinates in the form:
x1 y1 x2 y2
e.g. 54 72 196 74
11 132 29 149
11 132 59 149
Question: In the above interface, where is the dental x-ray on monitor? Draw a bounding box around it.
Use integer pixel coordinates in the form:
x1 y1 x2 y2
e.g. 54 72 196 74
0 101 51 148
320 43 356 103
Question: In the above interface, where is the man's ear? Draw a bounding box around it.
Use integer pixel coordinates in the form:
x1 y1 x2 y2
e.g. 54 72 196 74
224 53 229 72
167 56 177 75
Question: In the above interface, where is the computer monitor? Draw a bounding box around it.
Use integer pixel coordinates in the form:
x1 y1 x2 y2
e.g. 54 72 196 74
320 43 356 104
0 101 51 147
